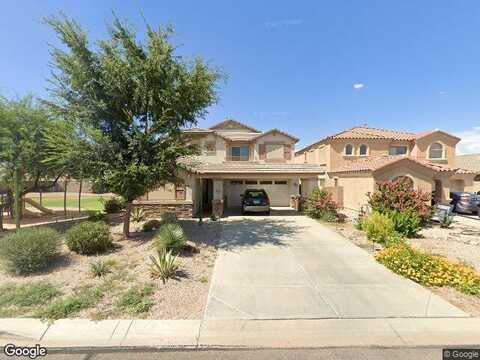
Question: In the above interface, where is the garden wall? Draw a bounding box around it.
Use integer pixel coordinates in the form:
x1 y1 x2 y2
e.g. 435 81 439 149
133 200 193 219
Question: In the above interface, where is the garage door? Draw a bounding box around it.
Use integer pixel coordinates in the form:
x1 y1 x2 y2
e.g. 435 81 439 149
226 180 291 207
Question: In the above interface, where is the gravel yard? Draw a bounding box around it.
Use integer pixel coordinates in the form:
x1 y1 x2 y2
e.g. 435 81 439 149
0 218 221 320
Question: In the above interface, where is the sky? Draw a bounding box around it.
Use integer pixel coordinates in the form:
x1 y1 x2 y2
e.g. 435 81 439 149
1 0 480 153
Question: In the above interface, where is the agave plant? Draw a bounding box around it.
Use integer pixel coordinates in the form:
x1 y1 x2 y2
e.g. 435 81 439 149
149 249 179 283
156 223 186 253
131 207 146 223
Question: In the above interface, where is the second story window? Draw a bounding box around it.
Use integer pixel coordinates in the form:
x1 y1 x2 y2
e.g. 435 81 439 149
428 142 444 159
389 145 408 156
359 144 368 156
231 145 249 161
345 144 354 156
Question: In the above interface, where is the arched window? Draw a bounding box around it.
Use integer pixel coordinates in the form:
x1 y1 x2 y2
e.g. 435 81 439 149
345 144 354 156
359 144 368 156
429 142 444 159
474 174 480 182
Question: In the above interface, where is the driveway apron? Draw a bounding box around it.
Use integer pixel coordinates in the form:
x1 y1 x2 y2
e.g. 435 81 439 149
204 215 468 320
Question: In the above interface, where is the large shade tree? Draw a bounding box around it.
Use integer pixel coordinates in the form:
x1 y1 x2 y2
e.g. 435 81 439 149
44 14 222 237
0 96 61 229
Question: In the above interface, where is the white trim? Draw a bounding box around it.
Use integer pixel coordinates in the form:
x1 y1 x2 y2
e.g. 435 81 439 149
427 142 446 160
344 144 355 156
359 144 369 157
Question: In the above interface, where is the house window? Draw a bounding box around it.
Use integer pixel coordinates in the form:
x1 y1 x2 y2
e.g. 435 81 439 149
260 180 273 185
204 141 216 155
389 145 408 156
274 180 288 185
345 144 354 156
429 142 444 159
245 180 257 185
359 144 368 156
231 145 249 161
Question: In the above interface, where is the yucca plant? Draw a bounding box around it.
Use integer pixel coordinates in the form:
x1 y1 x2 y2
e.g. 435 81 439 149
89 259 115 277
131 207 146 223
155 223 186 253
149 249 179 283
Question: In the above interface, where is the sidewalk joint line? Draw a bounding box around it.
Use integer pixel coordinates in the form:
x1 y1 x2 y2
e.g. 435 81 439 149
119 320 133 346
39 323 51 342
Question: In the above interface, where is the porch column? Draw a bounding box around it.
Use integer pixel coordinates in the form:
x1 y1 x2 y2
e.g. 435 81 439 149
212 179 224 218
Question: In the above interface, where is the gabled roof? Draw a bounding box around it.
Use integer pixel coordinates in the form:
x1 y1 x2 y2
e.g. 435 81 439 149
209 119 260 133
253 129 299 143
296 125 460 155
182 128 214 134
328 155 474 175
456 153 480 172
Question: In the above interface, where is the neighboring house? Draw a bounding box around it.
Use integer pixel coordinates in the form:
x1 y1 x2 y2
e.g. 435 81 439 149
138 119 325 216
295 125 477 211
456 154 480 192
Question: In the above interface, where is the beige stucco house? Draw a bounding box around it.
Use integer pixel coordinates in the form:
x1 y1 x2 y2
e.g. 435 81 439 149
295 125 478 211
136 119 325 216
456 154 480 192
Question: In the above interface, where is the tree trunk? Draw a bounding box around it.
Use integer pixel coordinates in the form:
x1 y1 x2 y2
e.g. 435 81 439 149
14 168 21 230
123 202 132 239
78 177 83 213
0 204 3 231
63 177 68 218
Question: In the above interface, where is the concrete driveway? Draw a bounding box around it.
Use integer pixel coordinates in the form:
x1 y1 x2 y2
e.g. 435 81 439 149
205 215 468 320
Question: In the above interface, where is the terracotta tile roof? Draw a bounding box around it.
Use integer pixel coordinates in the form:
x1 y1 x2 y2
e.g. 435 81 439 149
253 129 299 143
329 155 474 174
182 128 214 133
179 157 326 175
456 154 480 172
215 131 262 141
296 125 460 155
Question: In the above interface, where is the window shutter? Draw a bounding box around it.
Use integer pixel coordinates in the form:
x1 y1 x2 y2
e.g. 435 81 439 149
284 144 292 160
259 144 266 160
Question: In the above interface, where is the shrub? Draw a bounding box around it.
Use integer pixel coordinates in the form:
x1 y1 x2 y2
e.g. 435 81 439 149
86 210 107 222
161 212 178 224
149 249 179 283
155 223 186 253
376 243 480 295
361 212 395 244
368 178 433 222
65 221 112 255
388 210 421 238
0 228 62 275
304 187 339 222
116 284 154 314
143 219 162 232
439 212 455 228
102 197 126 214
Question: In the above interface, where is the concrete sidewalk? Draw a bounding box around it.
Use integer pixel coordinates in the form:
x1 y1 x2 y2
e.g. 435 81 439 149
1 317 480 349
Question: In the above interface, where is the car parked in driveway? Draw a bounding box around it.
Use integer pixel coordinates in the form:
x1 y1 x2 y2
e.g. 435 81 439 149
450 192 480 214
241 189 270 215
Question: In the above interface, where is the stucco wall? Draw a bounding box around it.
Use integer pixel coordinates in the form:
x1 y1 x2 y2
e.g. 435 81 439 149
411 132 457 166
374 164 435 195
254 132 296 162
336 175 375 210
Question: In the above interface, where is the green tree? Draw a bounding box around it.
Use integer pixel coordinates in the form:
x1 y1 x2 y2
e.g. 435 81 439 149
44 14 222 237
0 96 61 229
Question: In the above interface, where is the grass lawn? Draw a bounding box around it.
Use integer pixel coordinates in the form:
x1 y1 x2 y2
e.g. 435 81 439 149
26 196 108 211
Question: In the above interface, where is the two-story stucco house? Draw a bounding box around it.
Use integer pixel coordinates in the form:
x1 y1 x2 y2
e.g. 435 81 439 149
136 119 325 216
295 125 478 211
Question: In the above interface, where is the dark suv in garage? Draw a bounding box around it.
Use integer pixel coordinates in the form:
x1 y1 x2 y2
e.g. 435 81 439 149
241 189 271 215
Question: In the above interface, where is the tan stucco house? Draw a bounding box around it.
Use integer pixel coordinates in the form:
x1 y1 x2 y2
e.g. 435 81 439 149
136 119 325 216
456 153 480 192
295 125 478 211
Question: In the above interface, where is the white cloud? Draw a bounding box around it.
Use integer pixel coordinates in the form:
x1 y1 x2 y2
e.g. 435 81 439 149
265 19 303 29
439 91 447 95
353 83 364 90
455 126 480 154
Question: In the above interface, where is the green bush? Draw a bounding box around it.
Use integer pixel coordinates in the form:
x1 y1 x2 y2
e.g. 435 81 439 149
0 228 62 275
143 219 162 232
0 282 60 308
155 223 186 253
41 286 103 320
304 187 339 222
86 210 107 222
388 210 421 238
361 212 395 244
376 243 480 295
161 212 178 224
65 222 112 255
89 259 116 277
102 197 125 214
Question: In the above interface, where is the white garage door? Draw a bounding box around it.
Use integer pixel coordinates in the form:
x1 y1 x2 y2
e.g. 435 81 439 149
226 180 291 207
